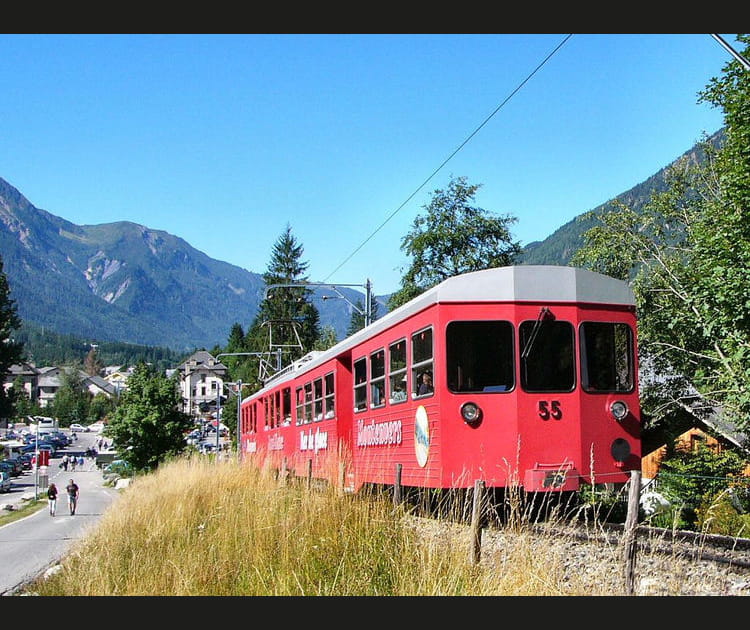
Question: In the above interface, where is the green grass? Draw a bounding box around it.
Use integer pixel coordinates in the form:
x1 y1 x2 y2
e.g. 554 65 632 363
0 498 46 525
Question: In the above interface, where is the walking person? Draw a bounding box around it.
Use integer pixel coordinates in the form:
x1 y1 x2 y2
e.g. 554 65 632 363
66 479 79 516
47 482 58 516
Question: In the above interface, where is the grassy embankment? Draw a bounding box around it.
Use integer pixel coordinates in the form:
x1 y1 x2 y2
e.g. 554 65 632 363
24 456 633 596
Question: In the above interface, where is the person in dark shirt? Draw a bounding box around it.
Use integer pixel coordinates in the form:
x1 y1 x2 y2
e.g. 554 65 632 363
66 479 79 515
47 482 58 516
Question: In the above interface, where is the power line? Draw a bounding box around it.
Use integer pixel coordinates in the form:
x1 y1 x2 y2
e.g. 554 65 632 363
323 34 574 283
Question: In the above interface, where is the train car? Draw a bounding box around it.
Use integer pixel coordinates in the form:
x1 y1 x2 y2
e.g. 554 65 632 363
239 265 641 496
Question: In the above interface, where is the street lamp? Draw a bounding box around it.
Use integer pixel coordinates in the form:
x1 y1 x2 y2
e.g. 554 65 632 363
264 279 373 327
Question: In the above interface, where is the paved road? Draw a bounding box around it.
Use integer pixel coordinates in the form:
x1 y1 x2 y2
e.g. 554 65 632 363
0 431 120 595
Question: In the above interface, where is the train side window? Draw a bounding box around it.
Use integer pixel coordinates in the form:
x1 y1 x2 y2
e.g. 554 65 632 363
314 378 324 420
354 357 367 412
370 348 386 408
389 339 407 404
295 387 304 425
446 320 514 393
520 319 575 392
282 387 292 425
580 322 634 393
324 372 335 418
268 393 278 429
412 327 434 398
304 382 313 423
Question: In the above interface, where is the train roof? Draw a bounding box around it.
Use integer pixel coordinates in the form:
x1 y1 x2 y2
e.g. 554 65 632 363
255 265 634 394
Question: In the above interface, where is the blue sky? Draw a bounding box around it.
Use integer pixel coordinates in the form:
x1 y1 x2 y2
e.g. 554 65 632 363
0 34 737 296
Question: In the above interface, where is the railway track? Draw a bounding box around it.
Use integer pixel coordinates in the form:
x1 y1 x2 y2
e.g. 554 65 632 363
407 512 750 595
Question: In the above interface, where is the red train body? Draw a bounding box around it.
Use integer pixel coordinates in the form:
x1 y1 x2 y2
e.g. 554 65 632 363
239 266 641 494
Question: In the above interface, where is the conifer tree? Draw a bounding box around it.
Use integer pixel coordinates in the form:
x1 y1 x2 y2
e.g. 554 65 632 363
0 255 24 421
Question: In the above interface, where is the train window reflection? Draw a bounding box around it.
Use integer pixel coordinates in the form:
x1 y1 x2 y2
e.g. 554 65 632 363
520 320 575 392
412 327 433 398
581 322 634 392
370 349 386 408
446 320 514 393
324 372 335 418
354 357 367 412
389 339 407 404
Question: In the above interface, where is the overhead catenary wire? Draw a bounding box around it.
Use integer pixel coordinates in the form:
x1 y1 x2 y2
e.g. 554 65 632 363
323 34 574 283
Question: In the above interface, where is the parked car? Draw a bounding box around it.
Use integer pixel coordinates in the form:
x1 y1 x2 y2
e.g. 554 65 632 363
5 457 25 476
0 461 18 478
0 471 11 492
69 423 88 433
103 460 132 476
88 422 105 433
16 453 33 470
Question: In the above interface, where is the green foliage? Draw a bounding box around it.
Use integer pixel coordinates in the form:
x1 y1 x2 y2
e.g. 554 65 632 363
696 490 749 537
0 254 24 419
49 367 91 426
107 362 193 471
656 440 747 529
572 36 750 439
346 297 378 336
576 483 628 523
14 322 184 371
388 175 521 310
314 325 339 351
256 224 320 362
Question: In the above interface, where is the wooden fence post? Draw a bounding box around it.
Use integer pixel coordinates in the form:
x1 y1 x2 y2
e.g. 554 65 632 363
623 469 642 595
393 463 402 507
470 479 485 565
306 458 313 489
338 461 345 495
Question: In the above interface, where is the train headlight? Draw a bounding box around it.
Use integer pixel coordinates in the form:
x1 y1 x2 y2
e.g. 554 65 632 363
460 402 483 426
610 400 629 421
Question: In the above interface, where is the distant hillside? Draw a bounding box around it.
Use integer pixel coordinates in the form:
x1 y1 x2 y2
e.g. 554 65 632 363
0 177 381 350
0 129 721 353
519 129 724 266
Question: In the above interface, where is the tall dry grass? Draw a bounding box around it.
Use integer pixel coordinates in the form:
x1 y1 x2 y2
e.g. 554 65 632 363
26 456 626 596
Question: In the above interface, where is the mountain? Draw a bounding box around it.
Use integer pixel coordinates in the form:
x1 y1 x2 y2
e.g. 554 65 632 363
519 129 724 266
0 177 379 351
0 129 721 352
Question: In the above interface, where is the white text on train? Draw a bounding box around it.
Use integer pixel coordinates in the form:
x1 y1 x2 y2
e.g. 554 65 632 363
300 428 328 453
269 434 284 451
357 419 403 447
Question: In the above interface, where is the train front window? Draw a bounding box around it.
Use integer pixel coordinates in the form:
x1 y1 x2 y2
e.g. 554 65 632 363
581 322 634 392
446 321 514 393
520 319 575 392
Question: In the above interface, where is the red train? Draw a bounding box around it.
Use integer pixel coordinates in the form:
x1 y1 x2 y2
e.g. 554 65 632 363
238 265 641 495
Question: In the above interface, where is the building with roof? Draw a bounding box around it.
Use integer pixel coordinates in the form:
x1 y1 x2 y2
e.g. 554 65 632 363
177 350 228 419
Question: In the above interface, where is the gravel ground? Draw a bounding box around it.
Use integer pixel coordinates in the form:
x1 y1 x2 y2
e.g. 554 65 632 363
409 516 750 596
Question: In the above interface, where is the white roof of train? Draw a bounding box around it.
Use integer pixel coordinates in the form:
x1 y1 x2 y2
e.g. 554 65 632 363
255 265 634 394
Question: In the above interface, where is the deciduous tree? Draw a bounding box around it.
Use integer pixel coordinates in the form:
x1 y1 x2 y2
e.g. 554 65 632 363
107 362 192 471
389 175 521 309
572 35 750 438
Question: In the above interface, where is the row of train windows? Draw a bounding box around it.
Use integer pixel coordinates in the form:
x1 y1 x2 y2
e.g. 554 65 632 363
354 327 434 412
243 318 635 430
354 319 634 410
